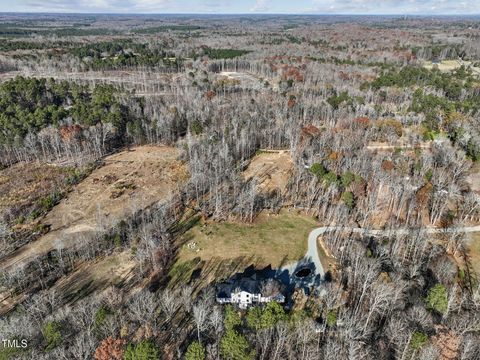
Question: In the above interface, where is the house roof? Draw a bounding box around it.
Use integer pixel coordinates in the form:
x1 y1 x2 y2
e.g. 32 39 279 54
216 265 286 300
217 274 262 298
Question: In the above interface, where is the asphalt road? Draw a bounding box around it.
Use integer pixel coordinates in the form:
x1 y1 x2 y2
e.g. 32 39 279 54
289 224 480 284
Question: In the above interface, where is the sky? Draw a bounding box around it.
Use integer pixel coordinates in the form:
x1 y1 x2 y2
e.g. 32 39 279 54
1 0 479 15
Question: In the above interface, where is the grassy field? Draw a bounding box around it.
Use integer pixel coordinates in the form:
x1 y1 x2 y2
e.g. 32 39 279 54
170 210 319 287
423 59 480 76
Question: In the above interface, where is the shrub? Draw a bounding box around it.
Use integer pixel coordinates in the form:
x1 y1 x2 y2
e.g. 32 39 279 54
42 321 62 351
0 346 23 360
185 341 206 360
190 120 204 135
466 138 480 161
37 191 62 215
341 171 355 188
309 163 326 178
124 340 159 360
410 331 428 350
426 284 448 314
327 91 351 110
341 191 354 208
326 310 337 327
94 306 112 335
323 172 338 187
424 169 433 181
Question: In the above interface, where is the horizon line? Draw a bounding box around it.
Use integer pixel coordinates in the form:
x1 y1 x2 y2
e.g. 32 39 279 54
0 11 480 17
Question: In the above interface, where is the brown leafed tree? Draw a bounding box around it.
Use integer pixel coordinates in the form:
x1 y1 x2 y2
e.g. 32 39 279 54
94 337 126 360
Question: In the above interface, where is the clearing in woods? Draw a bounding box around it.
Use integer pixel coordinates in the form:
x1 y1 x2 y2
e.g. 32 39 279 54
242 151 293 195
174 209 319 276
422 59 480 76
0 145 188 271
0 162 73 222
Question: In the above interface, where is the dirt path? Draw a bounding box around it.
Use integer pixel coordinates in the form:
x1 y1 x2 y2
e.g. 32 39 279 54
366 142 432 151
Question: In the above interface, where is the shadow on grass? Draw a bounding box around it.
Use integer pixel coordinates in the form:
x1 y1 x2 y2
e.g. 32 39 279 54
167 255 258 292
58 265 135 305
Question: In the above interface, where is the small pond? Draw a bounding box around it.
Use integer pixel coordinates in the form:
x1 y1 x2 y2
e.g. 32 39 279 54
295 268 312 278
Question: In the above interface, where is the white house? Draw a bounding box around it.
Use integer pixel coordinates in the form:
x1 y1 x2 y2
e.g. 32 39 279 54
216 275 285 309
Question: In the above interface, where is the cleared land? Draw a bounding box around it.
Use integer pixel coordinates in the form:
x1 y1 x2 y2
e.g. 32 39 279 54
0 251 136 313
422 59 480 76
0 145 188 270
176 209 318 269
169 210 319 288
243 151 293 195
217 71 264 89
0 162 73 224
366 141 432 151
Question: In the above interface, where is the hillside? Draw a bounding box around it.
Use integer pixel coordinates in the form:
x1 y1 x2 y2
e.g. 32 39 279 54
0 13 479 360
0 145 188 313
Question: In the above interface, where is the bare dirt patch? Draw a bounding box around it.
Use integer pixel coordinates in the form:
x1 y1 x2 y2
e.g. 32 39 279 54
0 145 188 270
368 182 394 228
217 71 263 89
243 151 293 195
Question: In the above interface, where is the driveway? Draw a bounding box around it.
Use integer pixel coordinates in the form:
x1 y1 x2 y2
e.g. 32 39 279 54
281 224 480 291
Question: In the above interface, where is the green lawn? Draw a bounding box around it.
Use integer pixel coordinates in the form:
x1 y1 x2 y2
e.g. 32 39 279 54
176 210 318 269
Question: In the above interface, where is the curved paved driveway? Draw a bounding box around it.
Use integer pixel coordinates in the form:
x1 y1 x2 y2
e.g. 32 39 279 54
288 224 480 285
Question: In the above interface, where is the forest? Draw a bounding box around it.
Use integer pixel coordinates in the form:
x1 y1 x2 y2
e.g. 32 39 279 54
0 13 479 360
